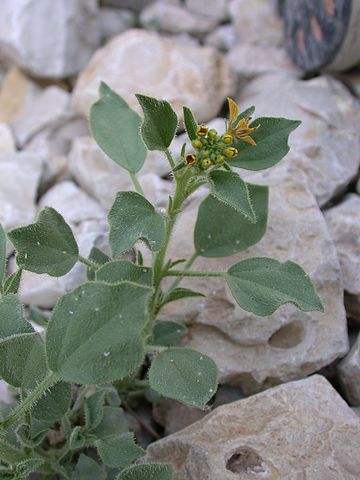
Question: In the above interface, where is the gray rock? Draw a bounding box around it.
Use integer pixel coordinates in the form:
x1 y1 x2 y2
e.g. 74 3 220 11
205 24 237 52
99 8 135 43
186 0 230 22
0 123 16 154
100 0 153 12
146 375 360 480
338 333 360 406
0 0 100 79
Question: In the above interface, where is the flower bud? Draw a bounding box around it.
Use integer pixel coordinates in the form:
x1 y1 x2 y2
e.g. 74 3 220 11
201 158 212 169
192 139 202 149
222 134 233 144
208 129 217 139
224 147 238 158
186 153 196 165
216 155 225 165
197 125 208 136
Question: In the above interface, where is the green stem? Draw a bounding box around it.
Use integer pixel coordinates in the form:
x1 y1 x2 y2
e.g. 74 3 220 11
165 148 175 169
0 372 58 431
78 255 99 271
167 252 198 291
130 172 145 196
164 270 223 278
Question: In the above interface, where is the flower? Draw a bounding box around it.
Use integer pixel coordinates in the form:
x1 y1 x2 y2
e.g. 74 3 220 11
224 147 238 158
197 125 208 136
202 158 212 169
186 153 196 165
226 97 258 145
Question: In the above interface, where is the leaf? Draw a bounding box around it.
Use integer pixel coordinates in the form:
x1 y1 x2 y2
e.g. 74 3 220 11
87 246 110 281
46 282 151 384
183 106 198 141
0 224 6 288
28 305 49 327
69 426 86 450
90 82 146 174
0 294 33 340
149 348 218 409
75 454 106 480
194 183 268 257
136 94 177 151
108 192 166 257
230 117 301 170
152 321 187 347
224 257 324 316
16 423 48 448
161 288 204 307
8 207 79 277
3 269 22 294
231 105 255 128
31 382 72 424
208 171 256 222
116 464 173 480
0 437 27 464
96 432 145 469
15 458 44 477
84 391 106 431
96 260 153 287
91 406 128 439
0 333 47 390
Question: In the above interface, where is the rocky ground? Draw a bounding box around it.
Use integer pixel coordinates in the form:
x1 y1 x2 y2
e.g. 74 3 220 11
1 0 360 478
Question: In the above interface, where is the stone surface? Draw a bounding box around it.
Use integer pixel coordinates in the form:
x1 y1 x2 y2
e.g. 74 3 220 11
0 0 100 79
205 24 237 52
99 7 135 43
100 0 153 11
72 29 236 123
338 333 360 406
186 0 229 22
0 381 13 404
160 166 348 393
238 74 360 206
0 123 16 154
146 375 360 480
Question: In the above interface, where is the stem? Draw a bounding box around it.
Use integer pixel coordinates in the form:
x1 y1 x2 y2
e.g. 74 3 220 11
130 172 145 196
0 372 58 431
78 255 99 270
167 252 198 291
165 148 175 169
164 270 223 278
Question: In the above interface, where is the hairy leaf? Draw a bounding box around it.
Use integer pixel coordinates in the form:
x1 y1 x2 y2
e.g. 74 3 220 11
116 464 173 480
0 438 27 464
96 260 152 287
91 406 128 439
87 246 110 281
96 432 144 469
3 269 22 294
152 321 187 347
84 391 106 431
31 382 71 424
0 294 33 340
16 424 48 448
75 454 106 480
15 458 44 477
161 288 204 308
183 106 198 140
0 224 6 288
28 306 49 327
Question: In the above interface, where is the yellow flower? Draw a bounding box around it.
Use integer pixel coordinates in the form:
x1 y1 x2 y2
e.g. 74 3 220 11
224 147 238 158
208 129 217 139
192 139 202 149
202 158 212 169
222 134 233 144
186 153 196 165
197 125 208 136
226 97 258 145
216 155 225 165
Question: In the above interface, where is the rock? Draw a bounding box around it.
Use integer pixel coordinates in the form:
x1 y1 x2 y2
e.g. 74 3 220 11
38 181 105 225
346 293 360 323
140 2 217 36
160 166 348 393
229 0 283 46
238 74 360 206
352 407 360 418
0 380 14 404
205 24 237 52
0 0 100 79
186 0 230 22
338 333 360 406
153 400 207 436
146 375 360 479
72 29 236 123
100 0 153 12
10 86 71 147
99 8 135 43
0 123 16 154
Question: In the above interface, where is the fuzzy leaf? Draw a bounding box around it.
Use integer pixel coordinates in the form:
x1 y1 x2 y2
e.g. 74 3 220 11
90 82 146 174
75 454 106 480
16 423 48 448
0 333 47 389
0 294 33 340
208 171 256 222
84 391 106 431
96 432 145 469
69 426 86 450
0 224 6 288
230 117 301 170
3 269 22 294
161 288 204 308
15 458 44 477
195 183 268 257
0 438 27 464
91 406 128 439
46 282 151 384
108 192 166 257
116 463 173 480
96 260 152 287
224 257 324 316
8 207 78 277
87 247 110 281
183 106 198 141
149 348 218 409
136 94 177 151
152 321 187 347
31 382 72 424
28 306 49 327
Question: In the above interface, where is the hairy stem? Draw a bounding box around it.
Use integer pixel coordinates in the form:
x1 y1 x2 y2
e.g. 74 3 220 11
167 252 199 291
164 270 223 278
165 148 175 169
78 255 99 271
130 172 145 196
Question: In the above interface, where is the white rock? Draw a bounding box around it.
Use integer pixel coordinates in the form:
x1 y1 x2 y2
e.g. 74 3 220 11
99 8 135 42
0 0 100 79
338 333 360 406
160 166 348 392
100 0 153 11
140 2 217 36
0 380 14 404
146 375 360 479
38 181 105 225
186 0 230 22
0 123 16 154
72 29 236 123
205 24 237 52
238 74 360 206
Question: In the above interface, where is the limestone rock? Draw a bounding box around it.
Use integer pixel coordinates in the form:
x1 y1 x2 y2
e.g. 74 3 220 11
186 0 230 22
99 8 135 42
238 74 360 206
0 123 15 154
160 166 348 393
205 24 237 52
146 375 360 480
0 0 100 79
72 29 236 123
100 0 153 11
0 381 13 404
338 333 360 406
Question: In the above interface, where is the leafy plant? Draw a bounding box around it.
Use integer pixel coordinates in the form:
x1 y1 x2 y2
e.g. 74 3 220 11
0 85 323 479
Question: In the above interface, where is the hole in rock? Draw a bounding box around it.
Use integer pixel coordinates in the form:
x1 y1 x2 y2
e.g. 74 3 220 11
226 447 266 475
268 321 305 349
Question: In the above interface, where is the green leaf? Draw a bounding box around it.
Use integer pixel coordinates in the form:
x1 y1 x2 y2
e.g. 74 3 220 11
161 288 204 308
0 224 6 288
231 105 255 128
152 321 187 347
31 382 72 424
75 454 106 480
91 406 128 439
224 257 324 316
230 117 301 170
195 183 268 257
208 171 256 222
96 432 145 469
90 82 146 174
15 458 44 477
0 333 47 389
87 247 110 281
46 282 151 384
183 106 198 141
16 423 48 448
136 94 177 151
96 260 152 287
28 306 49 327
0 437 26 464
69 426 86 450
8 207 79 277
3 269 22 294
116 464 173 480
84 391 106 431
0 294 33 340
108 192 166 257
149 348 218 409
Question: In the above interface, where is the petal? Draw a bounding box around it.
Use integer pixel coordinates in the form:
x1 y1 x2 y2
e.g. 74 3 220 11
227 98 239 125
241 135 257 145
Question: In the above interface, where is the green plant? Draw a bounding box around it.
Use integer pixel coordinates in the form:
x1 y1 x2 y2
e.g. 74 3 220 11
0 84 323 479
